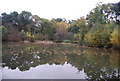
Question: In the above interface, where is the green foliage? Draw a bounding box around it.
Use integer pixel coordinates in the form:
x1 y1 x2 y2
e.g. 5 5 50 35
68 17 87 42
26 32 36 42
36 19 56 40
52 18 63 22
20 30 26 41
30 34 36 42
84 23 110 47
68 24 80 34
68 17 87 34
112 2 120 25
110 26 120 48
1 11 19 25
0 26 8 41
54 21 68 41
86 3 113 28
1 1 120 49
36 33 48 40
105 22 116 34
73 33 80 41
26 32 31 40
17 11 32 31
66 32 74 40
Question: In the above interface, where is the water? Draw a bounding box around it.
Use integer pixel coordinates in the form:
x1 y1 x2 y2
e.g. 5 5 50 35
1 43 120 80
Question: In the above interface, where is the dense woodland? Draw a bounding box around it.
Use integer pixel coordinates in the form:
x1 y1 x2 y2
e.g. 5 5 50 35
0 2 120 49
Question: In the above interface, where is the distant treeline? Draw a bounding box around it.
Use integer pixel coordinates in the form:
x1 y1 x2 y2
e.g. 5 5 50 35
0 2 120 49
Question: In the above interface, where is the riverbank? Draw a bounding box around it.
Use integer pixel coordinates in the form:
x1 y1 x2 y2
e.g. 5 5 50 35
3 40 119 51
3 40 79 46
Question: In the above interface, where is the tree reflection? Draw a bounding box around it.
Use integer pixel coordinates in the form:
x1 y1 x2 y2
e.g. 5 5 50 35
2 43 119 80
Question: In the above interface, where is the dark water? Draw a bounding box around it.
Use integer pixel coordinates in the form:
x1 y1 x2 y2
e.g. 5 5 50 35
2 43 120 80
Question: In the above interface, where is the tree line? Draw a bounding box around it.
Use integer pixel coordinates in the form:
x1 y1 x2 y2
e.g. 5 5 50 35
0 2 120 49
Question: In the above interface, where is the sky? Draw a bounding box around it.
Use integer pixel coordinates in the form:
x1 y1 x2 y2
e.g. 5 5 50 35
0 0 119 20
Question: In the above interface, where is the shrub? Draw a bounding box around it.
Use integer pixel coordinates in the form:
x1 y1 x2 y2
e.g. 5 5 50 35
30 34 36 42
26 32 31 40
36 33 48 40
73 33 81 41
0 26 7 41
84 23 110 47
54 32 66 42
65 32 74 41
20 30 26 41
110 26 120 48
26 32 36 42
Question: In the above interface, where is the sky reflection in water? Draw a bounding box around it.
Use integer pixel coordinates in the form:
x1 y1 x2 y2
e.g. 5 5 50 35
2 43 119 80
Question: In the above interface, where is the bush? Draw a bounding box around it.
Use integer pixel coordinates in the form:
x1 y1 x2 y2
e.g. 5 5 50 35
26 32 31 40
26 32 36 42
84 23 110 47
30 34 36 42
65 32 74 41
110 26 120 48
0 26 7 41
20 30 26 41
54 32 66 42
73 33 81 41
36 33 48 40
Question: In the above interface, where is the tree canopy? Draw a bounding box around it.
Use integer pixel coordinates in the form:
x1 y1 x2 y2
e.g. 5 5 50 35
1 2 120 49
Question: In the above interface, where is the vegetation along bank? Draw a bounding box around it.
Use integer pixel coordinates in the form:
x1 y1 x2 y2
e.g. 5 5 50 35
0 2 120 49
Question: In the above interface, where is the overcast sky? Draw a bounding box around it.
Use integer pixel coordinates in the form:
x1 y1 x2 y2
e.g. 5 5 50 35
0 0 119 20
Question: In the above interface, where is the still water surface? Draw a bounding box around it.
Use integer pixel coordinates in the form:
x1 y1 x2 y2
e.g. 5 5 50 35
2 43 119 80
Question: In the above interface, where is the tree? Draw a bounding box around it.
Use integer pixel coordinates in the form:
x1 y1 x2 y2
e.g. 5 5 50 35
68 17 87 41
84 23 110 47
52 18 67 23
35 18 56 40
110 26 120 48
1 13 10 25
54 22 68 41
68 23 80 34
9 11 19 24
17 11 32 31
68 17 87 33
29 15 42 36
112 1 120 25
1 11 19 27
86 3 113 27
